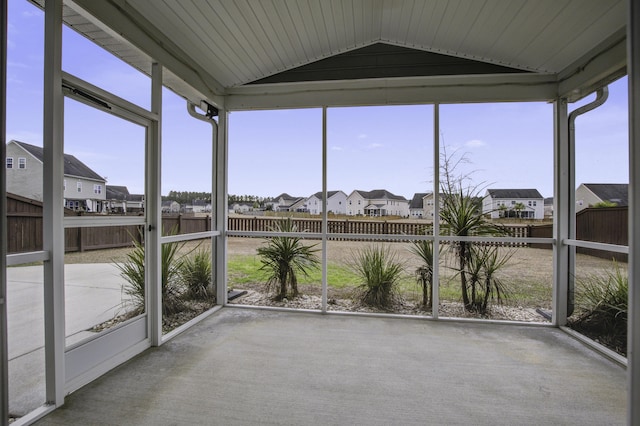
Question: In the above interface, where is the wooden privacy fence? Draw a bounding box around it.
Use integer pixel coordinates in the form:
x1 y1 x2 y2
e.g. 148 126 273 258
6 192 630 260
162 214 212 235
228 216 532 241
529 207 628 261
228 216 432 237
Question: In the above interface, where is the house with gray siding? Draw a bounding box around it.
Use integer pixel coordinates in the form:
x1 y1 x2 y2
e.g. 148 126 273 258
270 193 308 212
6 140 107 212
106 185 145 214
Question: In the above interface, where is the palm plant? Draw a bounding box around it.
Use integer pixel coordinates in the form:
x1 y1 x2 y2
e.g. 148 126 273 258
513 202 526 219
409 238 437 308
257 217 320 300
350 244 404 309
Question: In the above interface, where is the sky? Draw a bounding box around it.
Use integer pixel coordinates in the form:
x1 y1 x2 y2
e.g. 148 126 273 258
5 0 630 200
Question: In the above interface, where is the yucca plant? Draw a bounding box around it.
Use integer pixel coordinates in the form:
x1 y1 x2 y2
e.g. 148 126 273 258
257 217 320 300
409 238 437 308
350 244 404 309
116 239 146 314
439 147 510 312
180 248 215 301
115 231 185 316
464 245 512 314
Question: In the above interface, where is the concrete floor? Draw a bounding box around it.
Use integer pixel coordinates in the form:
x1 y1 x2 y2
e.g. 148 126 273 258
7 264 127 416
34 307 626 426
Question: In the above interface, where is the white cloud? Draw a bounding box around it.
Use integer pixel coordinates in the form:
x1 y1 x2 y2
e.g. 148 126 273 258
367 143 383 149
7 60 31 69
330 146 344 151
465 139 486 148
357 133 368 139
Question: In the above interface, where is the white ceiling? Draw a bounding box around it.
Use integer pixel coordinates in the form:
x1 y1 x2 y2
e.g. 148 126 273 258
58 0 628 109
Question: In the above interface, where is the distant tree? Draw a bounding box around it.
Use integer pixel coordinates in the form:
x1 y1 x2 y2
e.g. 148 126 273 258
513 202 526 218
593 200 618 208
164 190 211 205
498 204 507 218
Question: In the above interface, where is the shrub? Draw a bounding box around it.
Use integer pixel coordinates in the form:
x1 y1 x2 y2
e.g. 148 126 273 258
180 248 215 301
571 261 627 354
115 234 185 316
257 217 320 300
350 244 404 309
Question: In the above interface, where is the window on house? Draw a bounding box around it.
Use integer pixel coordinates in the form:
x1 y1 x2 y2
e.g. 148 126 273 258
511 201 516 205
77 182 82 192
63 179 66 191
533 201 537 206
358 200 361 205
6 157 13 168
94 184 102 194
18 157 26 169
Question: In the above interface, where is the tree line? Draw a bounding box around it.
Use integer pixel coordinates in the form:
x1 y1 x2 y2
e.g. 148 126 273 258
163 191 272 206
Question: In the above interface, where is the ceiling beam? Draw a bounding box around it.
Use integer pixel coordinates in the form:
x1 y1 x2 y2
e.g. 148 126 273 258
225 74 559 110
68 0 225 108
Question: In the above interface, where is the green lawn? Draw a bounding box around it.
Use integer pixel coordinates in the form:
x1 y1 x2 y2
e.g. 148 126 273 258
227 250 554 308
228 253 464 304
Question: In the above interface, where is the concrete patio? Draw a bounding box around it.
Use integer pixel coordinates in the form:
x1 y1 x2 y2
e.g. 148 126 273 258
33 307 626 426
7 264 126 416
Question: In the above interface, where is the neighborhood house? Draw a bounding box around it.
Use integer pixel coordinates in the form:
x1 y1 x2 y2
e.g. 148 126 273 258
306 190 347 215
482 189 544 220
6 140 108 212
575 183 629 212
106 185 145 214
346 189 409 217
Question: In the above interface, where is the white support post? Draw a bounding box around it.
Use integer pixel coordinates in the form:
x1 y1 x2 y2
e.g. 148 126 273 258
216 110 228 305
148 63 162 346
1 0 9 422
43 0 66 406
552 99 570 326
321 107 328 312
432 104 440 319
628 0 640 423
